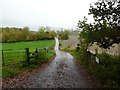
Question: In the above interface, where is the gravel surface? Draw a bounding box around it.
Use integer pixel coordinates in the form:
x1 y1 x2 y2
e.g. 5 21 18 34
2 37 98 88
21 38 95 88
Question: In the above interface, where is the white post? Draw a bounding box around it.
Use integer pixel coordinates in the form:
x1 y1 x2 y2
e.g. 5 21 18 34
118 43 120 55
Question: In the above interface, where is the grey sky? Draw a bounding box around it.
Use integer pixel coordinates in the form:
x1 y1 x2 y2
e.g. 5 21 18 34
1 0 97 31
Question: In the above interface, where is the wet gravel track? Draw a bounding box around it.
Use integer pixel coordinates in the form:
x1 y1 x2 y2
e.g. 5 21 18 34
21 38 94 88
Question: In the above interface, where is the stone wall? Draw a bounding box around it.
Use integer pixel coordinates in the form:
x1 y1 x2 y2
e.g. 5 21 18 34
88 43 120 55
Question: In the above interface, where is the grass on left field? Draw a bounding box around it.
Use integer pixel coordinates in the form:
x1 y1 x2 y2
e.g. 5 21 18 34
2 40 55 77
2 40 55 51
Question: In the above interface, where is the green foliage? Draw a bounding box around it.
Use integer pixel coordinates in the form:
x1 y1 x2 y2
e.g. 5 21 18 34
37 27 56 40
71 49 120 88
58 30 70 40
1 27 56 43
21 50 54 68
37 27 46 39
34 51 49 63
33 50 54 64
75 0 120 87
78 18 94 45
78 0 120 49
1 27 37 43
61 46 73 52
89 1 120 27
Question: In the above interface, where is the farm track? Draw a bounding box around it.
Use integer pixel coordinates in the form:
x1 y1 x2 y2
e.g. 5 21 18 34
2 37 99 88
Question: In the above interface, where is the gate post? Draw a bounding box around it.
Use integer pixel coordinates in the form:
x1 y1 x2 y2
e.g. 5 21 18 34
2 50 5 66
26 48 30 64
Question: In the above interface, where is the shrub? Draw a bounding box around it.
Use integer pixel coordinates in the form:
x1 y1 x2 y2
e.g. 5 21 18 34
71 49 120 88
58 30 69 40
20 50 54 69
30 50 54 65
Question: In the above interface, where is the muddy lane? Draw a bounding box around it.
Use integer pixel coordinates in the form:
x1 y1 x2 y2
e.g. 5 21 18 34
22 37 94 88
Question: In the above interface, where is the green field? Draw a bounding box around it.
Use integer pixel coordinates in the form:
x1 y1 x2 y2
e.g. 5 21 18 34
2 40 55 65
2 40 55 77
2 40 55 51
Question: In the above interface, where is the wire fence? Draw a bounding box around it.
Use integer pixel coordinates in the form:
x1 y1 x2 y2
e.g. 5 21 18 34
1 48 26 66
1 47 49 66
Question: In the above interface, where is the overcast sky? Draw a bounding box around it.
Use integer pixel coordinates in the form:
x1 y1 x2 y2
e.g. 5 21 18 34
1 0 97 31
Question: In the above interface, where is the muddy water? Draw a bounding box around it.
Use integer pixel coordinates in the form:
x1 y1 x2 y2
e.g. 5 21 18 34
22 38 94 88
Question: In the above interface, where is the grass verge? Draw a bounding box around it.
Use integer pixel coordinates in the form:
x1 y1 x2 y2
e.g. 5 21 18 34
61 47 120 88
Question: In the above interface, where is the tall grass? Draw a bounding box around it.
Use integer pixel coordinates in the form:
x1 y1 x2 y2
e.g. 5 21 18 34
71 49 120 88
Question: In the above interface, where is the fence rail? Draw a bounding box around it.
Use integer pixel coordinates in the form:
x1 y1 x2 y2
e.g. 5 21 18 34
1 47 49 66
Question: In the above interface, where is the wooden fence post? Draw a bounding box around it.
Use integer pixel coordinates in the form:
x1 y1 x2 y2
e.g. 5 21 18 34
26 48 30 64
2 50 5 66
36 48 38 53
